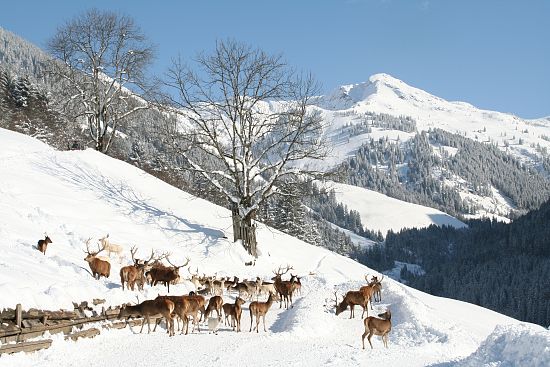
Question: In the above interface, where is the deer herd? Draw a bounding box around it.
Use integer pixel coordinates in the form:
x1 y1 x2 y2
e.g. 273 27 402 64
35 233 392 349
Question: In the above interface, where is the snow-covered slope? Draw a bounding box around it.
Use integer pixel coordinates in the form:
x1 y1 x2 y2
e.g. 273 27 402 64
0 128 548 366
303 73 550 221
316 73 550 171
328 182 466 235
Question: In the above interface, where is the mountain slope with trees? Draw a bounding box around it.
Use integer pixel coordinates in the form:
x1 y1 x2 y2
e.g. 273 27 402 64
360 199 550 327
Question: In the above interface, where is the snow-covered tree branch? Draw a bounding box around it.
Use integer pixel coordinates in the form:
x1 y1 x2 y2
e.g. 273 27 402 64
161 40 329 256
46 8 155 153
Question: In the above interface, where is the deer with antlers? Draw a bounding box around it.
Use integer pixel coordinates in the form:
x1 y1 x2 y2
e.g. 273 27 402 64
120 246 155 291
84 241 111 280
362 309 392 349
37 233 52 255
146 254 190 293
249 291 279 333
273 265 297 309
118 298 175 337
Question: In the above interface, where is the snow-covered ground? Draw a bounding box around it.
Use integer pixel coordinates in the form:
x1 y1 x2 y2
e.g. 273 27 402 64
327 182 466 235
0 128 548 366
296 73 550 221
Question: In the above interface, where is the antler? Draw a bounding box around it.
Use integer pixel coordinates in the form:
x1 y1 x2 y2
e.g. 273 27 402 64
144 249 155 264
130 245 138 264
364 274 370 282
166 256 190 269
273 264 294 276
84 240 104 256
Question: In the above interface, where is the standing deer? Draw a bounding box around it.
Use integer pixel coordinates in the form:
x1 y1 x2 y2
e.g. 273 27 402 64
273 265 297 309
369 275 384 303
84 242 111 280
120 246 154 291
98 234 124 261
249 291 279 333
335 290 370 318
146 255 190 293
204 295 224 320
362 309 392 349
118 298 175 337
222 297 246 332
37 234 52 255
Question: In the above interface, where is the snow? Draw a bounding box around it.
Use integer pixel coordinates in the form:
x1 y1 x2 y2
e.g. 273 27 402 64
0 128 548 366
314 73 550 173
327 181 466 235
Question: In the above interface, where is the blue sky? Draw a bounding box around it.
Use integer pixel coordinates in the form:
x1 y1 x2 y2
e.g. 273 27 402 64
1 0 548 118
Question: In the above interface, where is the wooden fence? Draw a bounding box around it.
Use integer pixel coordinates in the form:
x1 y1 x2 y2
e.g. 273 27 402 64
0 300 149 355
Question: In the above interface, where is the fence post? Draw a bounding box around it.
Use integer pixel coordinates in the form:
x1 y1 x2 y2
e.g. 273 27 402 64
15 304 22 329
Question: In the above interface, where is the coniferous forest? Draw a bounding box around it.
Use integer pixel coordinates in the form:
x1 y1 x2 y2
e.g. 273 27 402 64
358 199 550 327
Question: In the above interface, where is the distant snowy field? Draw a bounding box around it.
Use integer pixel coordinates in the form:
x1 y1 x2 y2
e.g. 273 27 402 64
0 128 548 367
327 182 466 235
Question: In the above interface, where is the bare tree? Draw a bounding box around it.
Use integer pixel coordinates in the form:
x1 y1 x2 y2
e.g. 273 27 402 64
47 8 154 153
161 40 328 257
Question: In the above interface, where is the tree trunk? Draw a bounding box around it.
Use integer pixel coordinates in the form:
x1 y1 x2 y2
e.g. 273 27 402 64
231 204 258 257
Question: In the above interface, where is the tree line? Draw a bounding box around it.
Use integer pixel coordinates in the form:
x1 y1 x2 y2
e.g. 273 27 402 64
359 199 550 327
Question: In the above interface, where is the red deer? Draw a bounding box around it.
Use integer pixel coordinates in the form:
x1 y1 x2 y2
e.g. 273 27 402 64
155 295 198 335
84 242 111 280
37 234 52 255
362 309 392 349
118 298 175 337
335 290 369 319
222 297 246 332
146 255 190 293
290 273 302 296
359 280 376 311
273 266 297 309
369 275 384 303
249 292 279 333
181 294 206 330
204 295 224 319
120 247 154 291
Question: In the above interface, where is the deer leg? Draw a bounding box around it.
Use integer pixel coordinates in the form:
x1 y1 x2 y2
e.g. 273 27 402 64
249 310 253 332
263 315 267 332
368 331 374 349
362 330 368 349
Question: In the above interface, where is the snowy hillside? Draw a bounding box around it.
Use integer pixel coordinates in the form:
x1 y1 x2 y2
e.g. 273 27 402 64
302 73 550 220
0 128 548 366
315 73 550 172
328 182 466 235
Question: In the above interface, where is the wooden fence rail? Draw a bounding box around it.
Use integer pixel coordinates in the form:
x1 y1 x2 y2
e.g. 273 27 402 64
0 302 135 355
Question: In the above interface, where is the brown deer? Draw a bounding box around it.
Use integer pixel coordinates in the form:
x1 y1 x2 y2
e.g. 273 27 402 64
155 295 199 335
222 297 246 332
290 273 302 296
146 255 190 293
204 295 224 320
37 234 52 255
335 290 369 319
249 291 279 333
84 242 111 280
369 275 384 303
359 279 376 311
118 298 175 336
362 309 392 349
273 265 297 309
120 247 154 291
